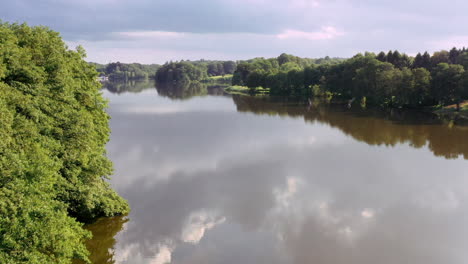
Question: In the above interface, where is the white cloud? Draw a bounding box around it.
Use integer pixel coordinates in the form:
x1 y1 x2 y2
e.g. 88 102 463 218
181 211 226 244
150 245 173 264
275 177 301 208
277 27 344 40
361 208 375 219
113 243 139 263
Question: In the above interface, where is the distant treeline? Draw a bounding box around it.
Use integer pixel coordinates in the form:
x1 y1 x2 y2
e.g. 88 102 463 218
90 62 160 80
155 60 237 83
234 48 468 109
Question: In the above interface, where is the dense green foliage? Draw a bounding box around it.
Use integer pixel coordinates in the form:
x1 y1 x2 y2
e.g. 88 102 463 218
235 50 468 109
156 61 208 83
155 60 237 83
91 62 160 80
0 23 129 263
231 53 344 88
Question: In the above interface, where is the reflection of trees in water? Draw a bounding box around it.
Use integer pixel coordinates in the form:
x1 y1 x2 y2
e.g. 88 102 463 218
155 81 229 100
232 95 468 160
102 79 155 94
207 84 229 96
74 216 128 264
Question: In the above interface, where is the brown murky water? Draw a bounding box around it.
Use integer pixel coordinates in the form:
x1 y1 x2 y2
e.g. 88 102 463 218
84 80 468 264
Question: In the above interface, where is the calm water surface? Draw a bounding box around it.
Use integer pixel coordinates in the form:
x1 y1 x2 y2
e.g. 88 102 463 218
86 80 468 264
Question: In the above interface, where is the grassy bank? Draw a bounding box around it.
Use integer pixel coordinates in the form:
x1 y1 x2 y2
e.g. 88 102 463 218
224 86 270 96
433 101 468 121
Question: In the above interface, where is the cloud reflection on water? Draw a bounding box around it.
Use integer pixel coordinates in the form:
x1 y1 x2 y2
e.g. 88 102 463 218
97 89 468 264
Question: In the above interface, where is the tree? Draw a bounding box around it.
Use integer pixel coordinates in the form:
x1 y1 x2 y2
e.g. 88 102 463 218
223 61 237 74
246 71 263 89
280 62 301 73
155 62 207 83
0 22 128 264
457 52 468 69
400 54 412 69
278 53 298 65
413 53 423 68
392 50 402 67
387 50 394 64
449 47 461 64
411 68 431 106
431 63 465 109
207 63 219 76
431 50 450 67
395 67 414 106
376 51 387 62
421 52 432 69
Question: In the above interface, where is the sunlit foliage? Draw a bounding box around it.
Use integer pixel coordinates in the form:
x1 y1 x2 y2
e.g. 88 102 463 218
91 62 160 80
0 22 129 263
155 60 237 84
233 49 468 109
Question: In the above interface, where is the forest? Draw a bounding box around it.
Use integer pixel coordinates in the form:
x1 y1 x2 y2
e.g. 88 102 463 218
91 62 160 81
232 49 468 110
0 23 129 263
155 60 237 83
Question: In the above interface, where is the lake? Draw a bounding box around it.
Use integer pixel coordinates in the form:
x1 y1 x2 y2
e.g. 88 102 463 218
86 80 468 264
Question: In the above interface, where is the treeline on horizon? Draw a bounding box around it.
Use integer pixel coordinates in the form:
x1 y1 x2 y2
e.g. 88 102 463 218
233 49 468 109
154 56 343 84
90 62 160 81
92 59 239 83
155 59 237 83
0 23 129 263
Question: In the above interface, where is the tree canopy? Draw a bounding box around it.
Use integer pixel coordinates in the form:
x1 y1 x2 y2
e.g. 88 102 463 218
0 22 128 264
231 54 344 87
232 49 468 109
91 62 160 80
155 60 237 83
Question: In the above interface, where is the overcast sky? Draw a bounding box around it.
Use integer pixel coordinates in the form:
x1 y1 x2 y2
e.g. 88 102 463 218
2 0 468 64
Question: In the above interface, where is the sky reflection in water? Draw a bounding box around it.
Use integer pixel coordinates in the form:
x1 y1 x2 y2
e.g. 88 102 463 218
88 85 468 264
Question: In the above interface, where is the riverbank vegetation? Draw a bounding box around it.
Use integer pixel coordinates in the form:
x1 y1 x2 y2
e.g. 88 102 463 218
155 60 237 83
203 74 233 83
0 23 129 263
232 49 468 110
91 62 160 81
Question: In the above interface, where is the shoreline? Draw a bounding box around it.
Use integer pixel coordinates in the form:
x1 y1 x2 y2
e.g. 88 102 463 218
223 86 468 124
